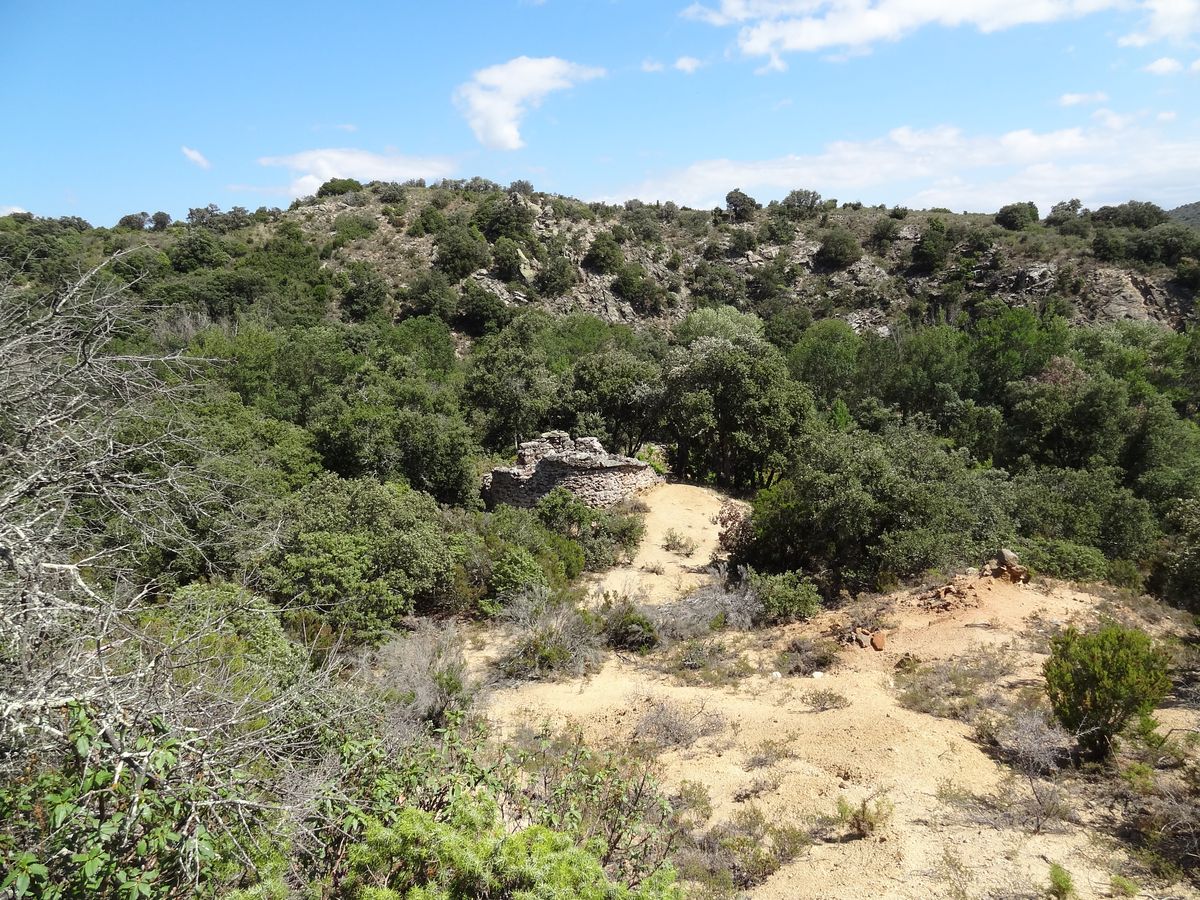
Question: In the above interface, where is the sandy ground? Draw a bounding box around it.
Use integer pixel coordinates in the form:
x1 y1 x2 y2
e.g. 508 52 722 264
476 484 1200 900
586 481 732 603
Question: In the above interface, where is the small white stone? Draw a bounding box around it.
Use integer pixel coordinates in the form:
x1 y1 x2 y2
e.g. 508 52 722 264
769 671 782 681
811 671 825 679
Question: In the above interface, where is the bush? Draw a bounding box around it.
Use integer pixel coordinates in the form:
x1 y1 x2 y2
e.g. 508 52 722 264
317 177 363 197
831 795 893 838
1018 537 1107 581
681 805 808 890
598 594 660 652
535 487 644 570
341 802 679 900
662 528 698 557
995 202 1040 231
489 546 549 606
262 476 461 639
373 623 470 726
748 570 821 624
434 225 490 280
814 227 863 270
776 636 840 676
333 212 376 242
583 231 625 274
1043 624 1170 759
1047 862 1075 899
498 590 602 680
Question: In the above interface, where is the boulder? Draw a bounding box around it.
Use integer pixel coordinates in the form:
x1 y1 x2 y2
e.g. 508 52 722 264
871 632 887 652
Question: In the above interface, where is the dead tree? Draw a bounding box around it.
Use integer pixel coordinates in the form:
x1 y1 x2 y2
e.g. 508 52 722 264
0 255 346 895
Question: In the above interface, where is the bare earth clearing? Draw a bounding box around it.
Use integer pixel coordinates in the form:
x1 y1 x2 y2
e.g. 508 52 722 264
474 482 1200 899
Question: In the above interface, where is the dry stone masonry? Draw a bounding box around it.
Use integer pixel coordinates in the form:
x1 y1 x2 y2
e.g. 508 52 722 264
481 431 662 509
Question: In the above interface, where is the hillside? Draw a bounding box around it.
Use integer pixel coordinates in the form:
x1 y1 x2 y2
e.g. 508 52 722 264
286 182 1199 332
1172 201 1200 229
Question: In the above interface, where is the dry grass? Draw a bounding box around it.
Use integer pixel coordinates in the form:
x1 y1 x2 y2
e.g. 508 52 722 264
634 698 728 750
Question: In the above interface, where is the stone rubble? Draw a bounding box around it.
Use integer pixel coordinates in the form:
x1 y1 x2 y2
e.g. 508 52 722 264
481 431 662 509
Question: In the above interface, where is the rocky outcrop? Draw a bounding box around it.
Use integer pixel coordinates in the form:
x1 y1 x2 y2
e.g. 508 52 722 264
481 431 662 509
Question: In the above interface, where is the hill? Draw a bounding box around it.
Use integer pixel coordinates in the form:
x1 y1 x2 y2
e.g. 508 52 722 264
4 178 1200 900
1171 200 1200 229
283 182 1198 332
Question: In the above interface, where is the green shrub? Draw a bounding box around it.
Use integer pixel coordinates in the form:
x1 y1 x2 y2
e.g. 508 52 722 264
490 546 549 604
598 593 660 652
535 487 644 570
1046 862 1075 899
1043 624 1170 759
1018 537 1107 581
995 201 1040 231
748 571 821 624
583 231 625 274
341 803 679 899
317 177 364 197
498 597 602 680
333 212 376 242
434 225 491 280
814 227 864 269
662 527 698 557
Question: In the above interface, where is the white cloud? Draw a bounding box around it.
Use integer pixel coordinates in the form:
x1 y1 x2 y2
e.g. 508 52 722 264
1158 110 1178 120
1091 108 1134 129
674 55 705 73
610 115 1200 215
1059 91 1108 106
454 56 605 150
1145 55 1183 73
1119 0 1200 46
641 58 666 72
256 148 457 198
181 145 211 170
1192 57 1200 70
684 1 1200 68
0 205 27 216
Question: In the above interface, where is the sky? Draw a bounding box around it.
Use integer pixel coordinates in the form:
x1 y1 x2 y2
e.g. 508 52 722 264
2 0 1199 226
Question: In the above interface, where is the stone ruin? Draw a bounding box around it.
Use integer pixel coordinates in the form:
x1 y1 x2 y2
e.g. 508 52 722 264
481 431 662 509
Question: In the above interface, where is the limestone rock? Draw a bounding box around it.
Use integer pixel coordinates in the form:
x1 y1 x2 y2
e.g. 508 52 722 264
871 632 887 651
481 431 662 509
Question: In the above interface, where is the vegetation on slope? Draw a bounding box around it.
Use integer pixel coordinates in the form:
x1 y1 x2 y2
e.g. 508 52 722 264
2 175 1200 896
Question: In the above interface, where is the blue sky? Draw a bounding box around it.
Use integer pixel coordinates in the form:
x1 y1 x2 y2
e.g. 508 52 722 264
2 0 1198 225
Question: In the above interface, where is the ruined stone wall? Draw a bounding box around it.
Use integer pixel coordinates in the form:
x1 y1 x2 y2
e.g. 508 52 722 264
481 431 661 509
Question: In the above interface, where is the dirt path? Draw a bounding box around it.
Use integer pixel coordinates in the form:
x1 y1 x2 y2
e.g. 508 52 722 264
585 481 730 603
481 485 1200 899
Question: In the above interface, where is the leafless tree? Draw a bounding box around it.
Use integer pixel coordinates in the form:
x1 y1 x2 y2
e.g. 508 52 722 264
0 255 348 893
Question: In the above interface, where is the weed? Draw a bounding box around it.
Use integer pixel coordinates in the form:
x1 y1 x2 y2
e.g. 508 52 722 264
597 593 660 652
669 639 754 685
732 777 779 803
895 645 1015 722
805 688 851 711
674 780 713 827
663 528 699 557
1109 874 1139 897
776 636 840 676
829 795 894 839
678 805 810 891
744 737 797 770
497 589 602 680
635 699 727 749
1046 862 1075 899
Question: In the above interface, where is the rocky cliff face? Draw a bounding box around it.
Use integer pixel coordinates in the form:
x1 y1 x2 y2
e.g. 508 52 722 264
481 431 662 509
